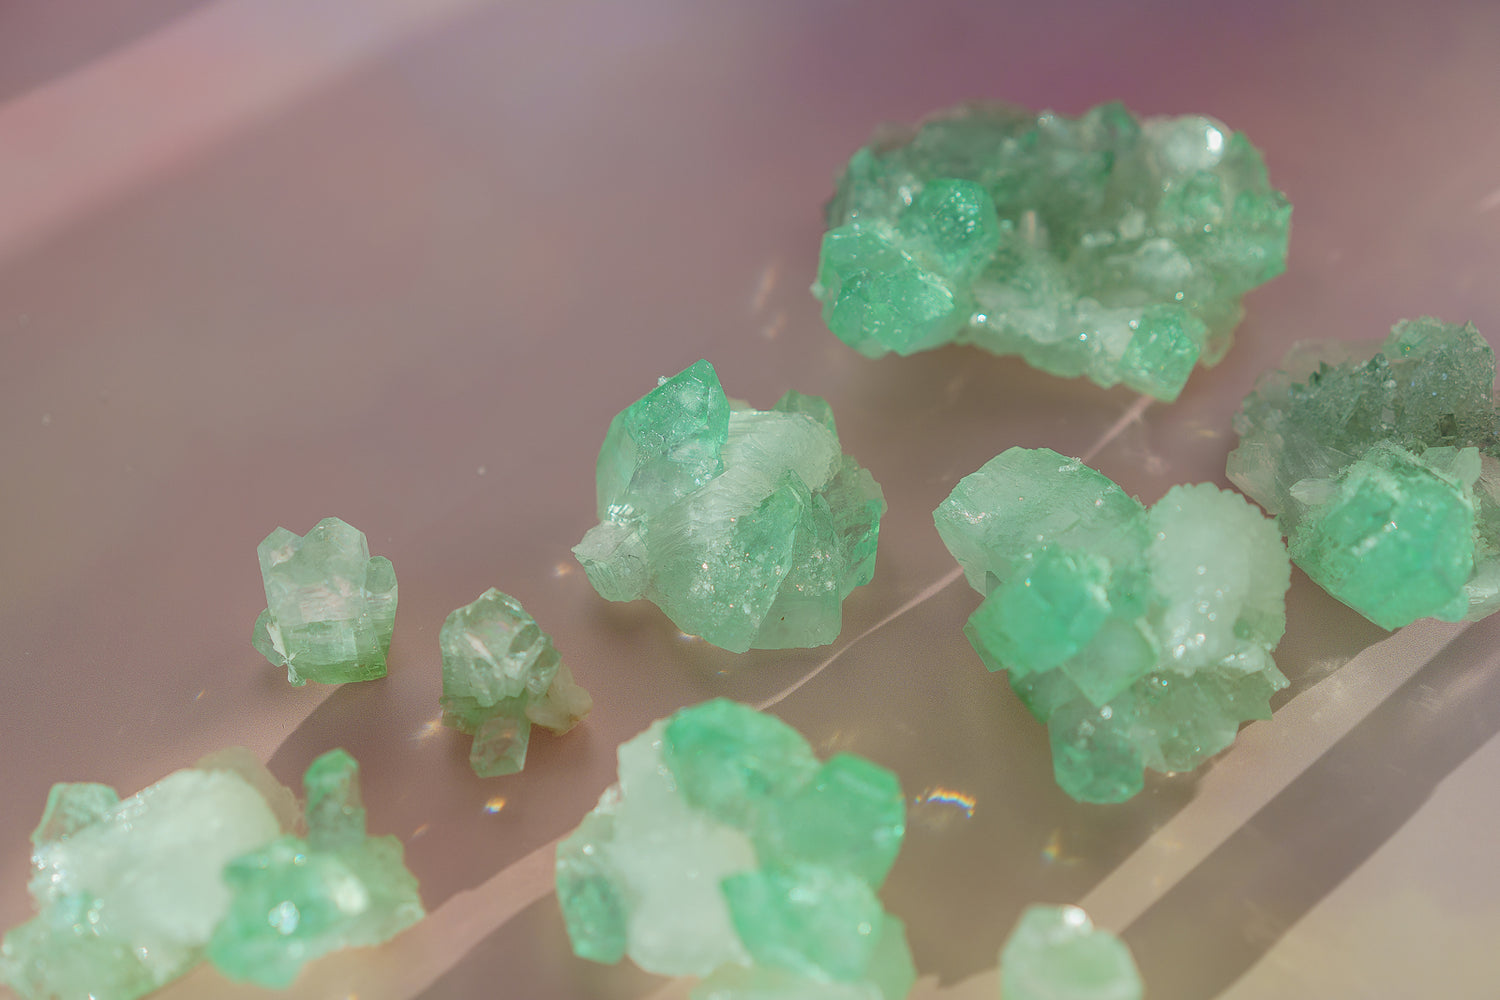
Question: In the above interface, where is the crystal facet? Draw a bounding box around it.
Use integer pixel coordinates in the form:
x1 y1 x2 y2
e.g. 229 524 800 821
935 447 1291 802
252 516 397 685
1229 318 1500 629
1000 905 1143 1000
813 102 1290 401
555 699 913 999
574 361 886 652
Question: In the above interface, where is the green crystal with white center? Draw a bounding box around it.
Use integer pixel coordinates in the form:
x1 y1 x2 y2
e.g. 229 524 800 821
439 588 592 776
206 749 424 988
1000 905 1142 1000
813 102 1290 401
555 700 912 1000
252 516 397 685
935 448 1291 803
1229 317 1500 629
574 361 886 652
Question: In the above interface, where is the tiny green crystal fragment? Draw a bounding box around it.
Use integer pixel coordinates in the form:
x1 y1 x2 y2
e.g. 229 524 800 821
439 588 592 776
574 361 886 652
207 749 424 988
556 700 913 1000
813 102 1290 401
1229 317 1500 629
935 448 1290 803
1000 905 1142 1000
252 516 397 685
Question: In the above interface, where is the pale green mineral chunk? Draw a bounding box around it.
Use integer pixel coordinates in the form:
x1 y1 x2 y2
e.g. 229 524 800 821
1229 317 1500 629
556 700 913 999
999 905 1142 1000
935 448 1290 803
574 361 886 652
252 516 397 685
813 102 1291 401
207 749 424 987
439 588 592 776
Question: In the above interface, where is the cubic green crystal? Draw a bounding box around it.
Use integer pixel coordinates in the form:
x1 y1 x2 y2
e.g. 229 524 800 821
934 447 1290 803
999 905 1142 1000
1229 317 1500 629
813 102 1291 400
439 588 593 776
574 361 886 652
252 516 397 685
207 749 424 987
555 699 913 1000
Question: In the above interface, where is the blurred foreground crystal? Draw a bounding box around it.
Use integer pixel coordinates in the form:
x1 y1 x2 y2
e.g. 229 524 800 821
935 447 1291 803
555 699 915 999
813 102 1290 400
1229 317 1500 629
574 360 886 652
439 588 592 776
1000 905 1142 1000
252 516 397 685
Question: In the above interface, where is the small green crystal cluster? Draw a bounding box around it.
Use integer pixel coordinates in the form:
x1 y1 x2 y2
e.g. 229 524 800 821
252 516 398 685
1229 318 1500 629
555 699 914 999
574 360 886 652
813 102 1290 400
935 447 1291 803
1000 905 1142 1000
439 588 593 776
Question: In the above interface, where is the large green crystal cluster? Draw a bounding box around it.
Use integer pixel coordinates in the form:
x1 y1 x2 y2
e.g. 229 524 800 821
439 588 593 776
555 699 915 1000
1229 318 1500 630
999 905 1142 1000
252 516 398 685
934 448 1291 803
813 102 1290 400
573 360 886 652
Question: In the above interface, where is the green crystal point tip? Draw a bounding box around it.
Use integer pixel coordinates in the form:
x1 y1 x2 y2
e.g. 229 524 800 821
252 515 398 685
1229 317 1500 630
575 360 887 653
813 101 1290 400
555 699 914 999
438 588 592 776
935 447 1291 803
1000 905 1143 1000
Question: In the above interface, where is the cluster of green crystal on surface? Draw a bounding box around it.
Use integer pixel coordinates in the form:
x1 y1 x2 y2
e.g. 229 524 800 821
812 101 1290 400
999 905 1142 1000
207 749 424 987
439 588 593 776
1229 318 1500 630
252 516 398 685
573 360 886 653
934 447 1291 803
555 699 914 1000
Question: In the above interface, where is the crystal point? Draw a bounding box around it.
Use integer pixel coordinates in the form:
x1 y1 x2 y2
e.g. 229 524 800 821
1000 905 1143 1000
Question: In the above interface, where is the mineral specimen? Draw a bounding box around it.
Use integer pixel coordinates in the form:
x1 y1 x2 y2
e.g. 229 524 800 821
934 447 1291 803
813 101 1290 401
439 588 593 776
252 516 398 685
1000 905 1142 1000
555 699 914 1000
1228 317 1500 629
207 749 425 987
573 360 886 652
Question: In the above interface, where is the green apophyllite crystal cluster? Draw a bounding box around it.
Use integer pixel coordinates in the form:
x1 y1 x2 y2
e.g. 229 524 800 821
439 588 593 776
813 102 1290 400
1229 317 1500 630
573 360 886 653
252 516 397 685
935 447 1291 803
999 906 1142 1000
555 699 914 999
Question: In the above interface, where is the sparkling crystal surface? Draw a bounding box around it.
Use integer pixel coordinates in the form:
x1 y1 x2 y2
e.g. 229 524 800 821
574 361 886 652
812 102 1290 400
934 447 1290 803
1000 905 1143 1000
